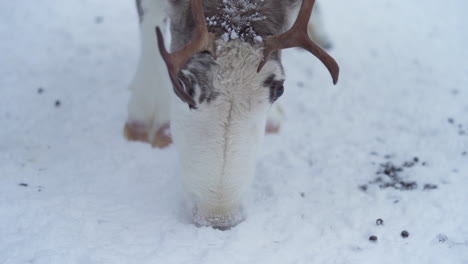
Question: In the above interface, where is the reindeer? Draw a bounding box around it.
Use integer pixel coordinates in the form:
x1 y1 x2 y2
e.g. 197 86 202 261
124 0 339 229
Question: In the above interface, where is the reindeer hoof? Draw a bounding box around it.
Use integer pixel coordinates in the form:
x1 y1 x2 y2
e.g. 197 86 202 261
151 123 172 149
266 121 280 134
124 122 149 143
124 122 172 149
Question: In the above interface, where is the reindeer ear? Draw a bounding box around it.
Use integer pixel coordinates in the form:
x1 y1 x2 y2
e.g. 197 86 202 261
258 0 339 85
283 0 306 30
156 0 217 107
167 0 190 6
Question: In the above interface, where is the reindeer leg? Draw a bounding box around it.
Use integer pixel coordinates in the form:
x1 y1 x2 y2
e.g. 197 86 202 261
266 102 285 134
125 0 173 148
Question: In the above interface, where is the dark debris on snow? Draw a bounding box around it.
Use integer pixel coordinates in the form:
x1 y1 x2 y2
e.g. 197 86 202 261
360 155 438 192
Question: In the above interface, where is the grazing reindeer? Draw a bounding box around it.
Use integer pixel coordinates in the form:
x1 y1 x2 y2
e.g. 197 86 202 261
125 0 339 229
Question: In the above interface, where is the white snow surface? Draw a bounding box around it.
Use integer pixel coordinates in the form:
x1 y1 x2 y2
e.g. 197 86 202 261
1 0 467 263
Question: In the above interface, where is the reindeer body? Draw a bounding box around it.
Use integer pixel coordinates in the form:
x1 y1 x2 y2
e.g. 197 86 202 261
126 0 337 228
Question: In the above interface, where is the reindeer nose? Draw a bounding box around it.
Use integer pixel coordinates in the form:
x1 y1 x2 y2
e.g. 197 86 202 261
192 203 245 229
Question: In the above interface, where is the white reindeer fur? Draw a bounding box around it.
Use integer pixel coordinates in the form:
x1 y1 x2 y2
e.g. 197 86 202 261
126 0 331 228
171 40 284 227
126 1 171 141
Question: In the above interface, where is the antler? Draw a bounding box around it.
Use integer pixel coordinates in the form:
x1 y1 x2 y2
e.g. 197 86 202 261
257 0 340 85
156 0 216 107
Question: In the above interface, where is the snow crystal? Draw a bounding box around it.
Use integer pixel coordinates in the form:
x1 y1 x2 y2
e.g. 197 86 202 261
206 0 266 42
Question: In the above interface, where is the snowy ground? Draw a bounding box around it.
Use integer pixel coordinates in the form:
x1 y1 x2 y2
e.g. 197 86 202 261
1 0 467 263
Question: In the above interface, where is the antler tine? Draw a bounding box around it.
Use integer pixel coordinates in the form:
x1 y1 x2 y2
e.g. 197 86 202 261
257 0 340 85
155 0 216 107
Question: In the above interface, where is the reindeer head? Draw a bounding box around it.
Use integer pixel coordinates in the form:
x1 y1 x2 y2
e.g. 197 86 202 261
158 0 339 228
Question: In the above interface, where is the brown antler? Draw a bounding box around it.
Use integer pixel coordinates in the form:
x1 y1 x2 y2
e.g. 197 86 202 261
156 0 216 107
257 0 340 85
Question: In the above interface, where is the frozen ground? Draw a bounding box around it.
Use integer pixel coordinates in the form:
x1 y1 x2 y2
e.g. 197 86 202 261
1 0 467 263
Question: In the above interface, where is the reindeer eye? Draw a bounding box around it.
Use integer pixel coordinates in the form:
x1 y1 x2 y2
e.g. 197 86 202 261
264 74 285 103
271 83 284 103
